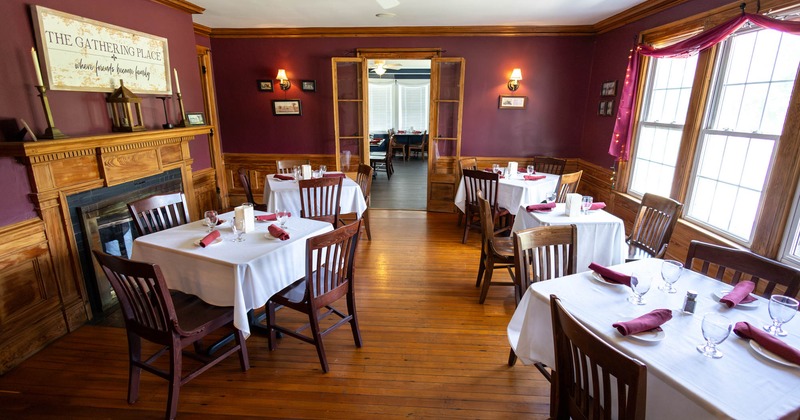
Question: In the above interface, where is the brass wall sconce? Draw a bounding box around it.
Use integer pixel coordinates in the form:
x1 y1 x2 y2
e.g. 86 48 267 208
507 68 522 91
276 69 291 91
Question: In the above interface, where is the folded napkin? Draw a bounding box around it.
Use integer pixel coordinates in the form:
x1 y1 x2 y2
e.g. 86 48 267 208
256 214 277 222
274 174 294 181
397 130 406 134
268 224 290 240
588 202 606 210
524 175 546 181
198 230 220 248
720 281 757 308
369 140 381 144
323 172 346 178
613 309 673 336
734 321 800 365
216 219 226 225
589 262 631 286
526 203 556 212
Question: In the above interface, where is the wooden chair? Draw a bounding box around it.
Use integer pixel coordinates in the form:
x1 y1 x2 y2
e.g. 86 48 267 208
456 157 478 226
555 170 582 203
389 133 407 161
533 156 566 175
276 159 311 174
550 294 647 420
476 192 515 304
298 176 343 225
509 224 577 366
461 169 511 244
339 164 373 240
684 240 800 299
265 220 362 373
92 250 249 420
127 192 191 236
407 131 428 159
237 167 269 211
626 193 683 261
370 141 393 180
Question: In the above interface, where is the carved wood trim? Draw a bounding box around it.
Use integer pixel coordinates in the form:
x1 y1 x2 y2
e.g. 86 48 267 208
207 25 596 39
149 0 204 14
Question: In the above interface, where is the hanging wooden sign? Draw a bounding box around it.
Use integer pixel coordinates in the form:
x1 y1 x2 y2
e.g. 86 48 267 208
31 5 172 94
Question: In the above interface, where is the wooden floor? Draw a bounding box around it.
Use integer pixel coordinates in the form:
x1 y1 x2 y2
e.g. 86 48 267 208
371 157 427 210
0 210 549 419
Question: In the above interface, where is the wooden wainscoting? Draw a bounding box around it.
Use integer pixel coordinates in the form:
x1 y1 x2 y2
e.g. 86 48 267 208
191 167 220 218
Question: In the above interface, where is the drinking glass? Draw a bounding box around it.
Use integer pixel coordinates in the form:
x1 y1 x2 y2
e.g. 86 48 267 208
526 165 535 175
659 260 683 293
581 195 594 214
546 191 557 203
628 271 651 305
293 166 302 182
763 295 799 336
697 313 732 358
231 217 246 242
492 164 500 174
319 165 327 175
276 208 289 229
203 210 218 232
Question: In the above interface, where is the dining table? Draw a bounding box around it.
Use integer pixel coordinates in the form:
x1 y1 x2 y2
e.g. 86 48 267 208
130 210 334 337
512 203 627 272
454 171 560 216
508 258 800 419
262 173 368 218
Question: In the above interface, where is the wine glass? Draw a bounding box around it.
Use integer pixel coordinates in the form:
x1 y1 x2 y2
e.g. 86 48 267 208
697 313 732 358
526 165 535 175
628 271 652 305
659 260 683 293
763 295 799 336
293 166 302 182
319 165 327 175
546 191 557 203
203 210 218 232
276 208 289 229
492 164 500 174
581 195 594 214
231 217 245 242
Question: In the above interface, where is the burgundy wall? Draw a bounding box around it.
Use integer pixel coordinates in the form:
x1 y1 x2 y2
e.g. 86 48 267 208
0 0 209 227
210 36 594 158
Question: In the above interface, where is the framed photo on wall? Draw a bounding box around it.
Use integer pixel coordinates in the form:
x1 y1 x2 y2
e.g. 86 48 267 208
301 80 316 92
601 80 617 96
272 99 302 116
257 79 273 92
498 95 527 109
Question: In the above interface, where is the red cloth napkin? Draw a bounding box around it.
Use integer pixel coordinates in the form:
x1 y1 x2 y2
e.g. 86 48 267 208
256 214 277 221
268 224 290 241
216 219 226 225
613 309 673 336
397 130 406 133
526 203 556 212
198 230 220 248
720 281 757 308
524 175 546 181
734 321 800 365
589 262 631 286
369 139 381 144
274 174 294 181
589 202 606 210
323 173 346 178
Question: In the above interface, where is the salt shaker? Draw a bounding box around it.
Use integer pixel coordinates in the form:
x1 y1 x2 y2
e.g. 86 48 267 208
682 290 697 314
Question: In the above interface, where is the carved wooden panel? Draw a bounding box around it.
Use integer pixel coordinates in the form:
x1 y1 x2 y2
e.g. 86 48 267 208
48 155 101 189
159 143 184 165
103 149 161 186
192 168 219 218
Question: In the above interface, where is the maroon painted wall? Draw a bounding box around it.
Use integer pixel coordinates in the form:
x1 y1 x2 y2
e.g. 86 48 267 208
209 36 594 158
0 0 209 227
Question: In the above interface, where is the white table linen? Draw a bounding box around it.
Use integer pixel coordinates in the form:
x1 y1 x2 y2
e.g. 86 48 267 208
512 203 627 272
262 174 367 218
130 211 333 336
508 258 800 419
454 172 560 216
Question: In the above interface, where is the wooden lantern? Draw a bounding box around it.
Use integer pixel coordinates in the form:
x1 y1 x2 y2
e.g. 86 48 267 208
107 79 145 132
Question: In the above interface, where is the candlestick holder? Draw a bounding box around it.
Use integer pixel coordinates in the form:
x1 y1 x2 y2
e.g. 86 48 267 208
157 96 174 129
36 85 68 139
175 92 187 127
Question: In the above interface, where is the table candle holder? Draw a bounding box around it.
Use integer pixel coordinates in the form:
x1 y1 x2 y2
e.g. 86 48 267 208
175 92 188 127
35 85 68 139
157 96 174 129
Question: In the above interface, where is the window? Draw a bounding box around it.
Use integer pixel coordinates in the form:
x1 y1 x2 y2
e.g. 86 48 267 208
368 79 430 133
368 79 394 133
397 80 430 131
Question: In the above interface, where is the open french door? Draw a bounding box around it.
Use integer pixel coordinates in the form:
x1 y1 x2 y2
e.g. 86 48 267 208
427 57 465 212
331 57 369 176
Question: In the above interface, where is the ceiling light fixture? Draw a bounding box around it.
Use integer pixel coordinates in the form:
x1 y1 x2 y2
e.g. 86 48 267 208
375 12 396 18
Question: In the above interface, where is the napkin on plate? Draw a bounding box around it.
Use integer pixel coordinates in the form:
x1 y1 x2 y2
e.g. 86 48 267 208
256 214 277 222
524 175 546 181
588 262 631 286
612 309 673 336
589 202 606 210
268 224 290 240
734 321 800 365
322 173 346 178
198 230 220 248
274 174 294 181
720 281 757 308
526 203 556 212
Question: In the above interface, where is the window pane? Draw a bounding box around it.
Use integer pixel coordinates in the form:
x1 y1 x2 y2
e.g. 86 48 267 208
368 80 394 133
397 80 430 131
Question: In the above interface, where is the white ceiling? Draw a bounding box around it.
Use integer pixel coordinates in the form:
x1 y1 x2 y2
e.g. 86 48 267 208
191 0 648 29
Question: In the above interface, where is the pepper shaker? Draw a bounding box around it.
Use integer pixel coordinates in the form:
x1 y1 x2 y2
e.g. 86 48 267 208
682 290 697 314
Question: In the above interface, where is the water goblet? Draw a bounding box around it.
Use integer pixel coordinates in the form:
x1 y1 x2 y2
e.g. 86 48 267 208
581 195 594 214
293 166 302 182
697 313 732 358
659 260 683 293
492 164 500 174
276 208 289 229
763 295 799 336
203 210 218 232
231 217 246 242
526 165 535 176
628 271 652 305
546 191 557 203
319 165 327 175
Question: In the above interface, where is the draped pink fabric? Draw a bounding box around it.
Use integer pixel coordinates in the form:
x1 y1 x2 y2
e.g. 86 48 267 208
609 13 800 160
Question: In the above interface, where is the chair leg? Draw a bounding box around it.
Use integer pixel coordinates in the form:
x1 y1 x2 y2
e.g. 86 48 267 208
478 259 495 304
362 209 371 241
266 301 278 351
508 348 518 366
234 328 250 371
308 310 329 373
126 333 142 404
475 248 486 288
347 293 363 348
166 340 182 420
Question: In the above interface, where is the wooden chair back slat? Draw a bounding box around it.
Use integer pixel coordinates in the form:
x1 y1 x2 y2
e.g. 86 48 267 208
276 159 311 174
556 171 583 203
298 177 343 225
127 192 190 236
513 225 577 304
627 193 682 259
533 156 567 175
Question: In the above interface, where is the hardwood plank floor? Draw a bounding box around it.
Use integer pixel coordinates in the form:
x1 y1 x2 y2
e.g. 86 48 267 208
0 210 548 419
371 158 427 210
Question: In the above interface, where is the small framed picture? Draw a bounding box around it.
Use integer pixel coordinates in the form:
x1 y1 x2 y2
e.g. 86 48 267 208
598 101 606 115
601 80 617 97
272 99 302 116
604 100 615 116
498 95 527 109
301 80 316 92
186 112 206 125
257 80 274 92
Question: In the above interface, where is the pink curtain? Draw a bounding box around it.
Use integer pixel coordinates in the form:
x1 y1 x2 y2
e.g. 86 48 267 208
609 13 800 160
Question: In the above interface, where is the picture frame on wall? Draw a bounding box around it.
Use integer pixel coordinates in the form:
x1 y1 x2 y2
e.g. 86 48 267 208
598 101 606 116
272 99 302 116
301 80 316 92
604 100 614 116
186 112 206 125
498 95 527 109
601 80 617 96
257 79 273 92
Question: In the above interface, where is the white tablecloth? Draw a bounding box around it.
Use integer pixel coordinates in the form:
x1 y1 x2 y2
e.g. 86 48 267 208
130 211 333 336
454 172 560 216
508 258 800 419
512 203 627 272
262 174 367 218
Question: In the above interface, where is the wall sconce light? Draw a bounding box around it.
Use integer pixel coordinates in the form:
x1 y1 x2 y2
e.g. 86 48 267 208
507 68 522 91
276 69 291 91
